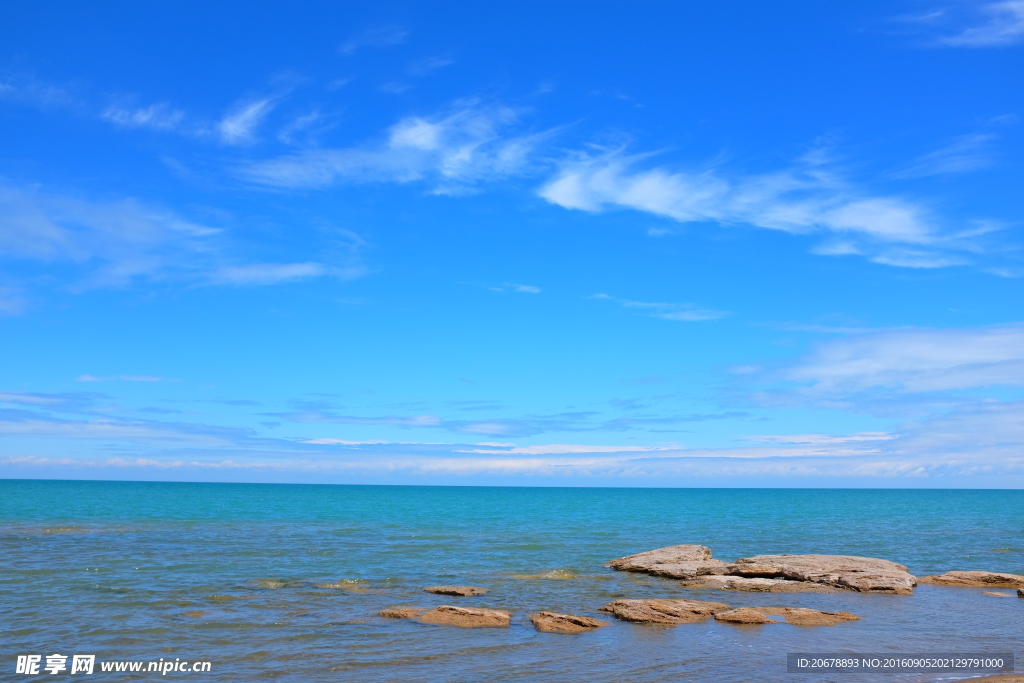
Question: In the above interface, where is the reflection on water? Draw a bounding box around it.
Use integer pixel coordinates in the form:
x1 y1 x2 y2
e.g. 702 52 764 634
1 481 1021 682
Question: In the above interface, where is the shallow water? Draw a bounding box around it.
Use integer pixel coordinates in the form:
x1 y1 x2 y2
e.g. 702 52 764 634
1 481 1022 681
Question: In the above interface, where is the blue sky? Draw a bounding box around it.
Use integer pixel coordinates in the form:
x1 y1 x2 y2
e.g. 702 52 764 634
1 0 1023 486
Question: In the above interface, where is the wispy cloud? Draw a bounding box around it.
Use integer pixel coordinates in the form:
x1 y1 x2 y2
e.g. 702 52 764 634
490 282 541 294
593 293 727 321
240 101 552 193
935 0 1024 46
892 133 997 178
338 25 410 55
218 97 277 145
102 103 185 131
779 324 1024 395
208 262 363 286
77 375 166 382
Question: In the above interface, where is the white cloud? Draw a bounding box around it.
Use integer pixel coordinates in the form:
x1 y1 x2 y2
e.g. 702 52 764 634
937 0 1024 46
893 133 996 178
457 443 675 454
0 183 218 289
593 293 727 321
218 98 276 145
490 282 541 294
210 262 333 286
241 102 550 192
76 375 165 382
339 25 410 55
782 325 1024 394
746 432 895 445
102 103 185 130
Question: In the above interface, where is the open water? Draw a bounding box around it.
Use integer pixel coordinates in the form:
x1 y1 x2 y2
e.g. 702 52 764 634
1 480 1022 682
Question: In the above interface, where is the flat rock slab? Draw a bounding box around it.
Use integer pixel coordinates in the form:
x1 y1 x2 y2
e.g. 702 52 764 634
606 544 732 579
919 571 1024 588
379 607 427 619
732 554 916 595
601 598 730 624
423 585 489 596
681 576 840 593
982 591 1017 598
606 546 916 594
530 611 607 633
713 606 859 626
419 605 511 628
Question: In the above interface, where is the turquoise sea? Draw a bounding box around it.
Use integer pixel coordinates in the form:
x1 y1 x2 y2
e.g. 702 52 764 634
1 481 1022 681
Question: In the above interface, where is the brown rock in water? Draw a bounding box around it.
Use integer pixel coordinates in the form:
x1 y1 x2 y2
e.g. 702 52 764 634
530 611 607 633
601 598 730 624
681 576 840 593
918 571 1024 589
379 607 427 619
732 554 916 594
714 608 780 624
758 607 860 626
1019 589 1024 598
423 585 489 596
712 606 859 626
419 605 511 628
605 544 731 579
982 591 1016 598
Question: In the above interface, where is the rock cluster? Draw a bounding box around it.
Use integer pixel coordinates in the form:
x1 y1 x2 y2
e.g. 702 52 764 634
529 611 607 633
606 545 916 594
423 585 489 596
918 571 1024 589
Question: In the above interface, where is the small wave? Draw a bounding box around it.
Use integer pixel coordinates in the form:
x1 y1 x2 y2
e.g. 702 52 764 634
510 569 578 580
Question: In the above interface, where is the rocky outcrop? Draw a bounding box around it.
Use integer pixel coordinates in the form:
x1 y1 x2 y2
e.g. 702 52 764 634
605 544 731 579
730 555 916 594
419 605 511 628
1019 589 1024 598
713 606 859 626
423 585 489 596
529 611 607 633
601 598 730 624
379 607 427 619
918 571 1024 589
681 576 840 593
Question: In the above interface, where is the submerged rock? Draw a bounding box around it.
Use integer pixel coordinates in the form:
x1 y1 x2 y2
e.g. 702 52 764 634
419 605 511 628
713 606 859 626
601 598 730 624
379 608 427 619
681 576 840 593
730 554 916 595
918 571 1024 589
423 585 489 596
982 591 1016 598
530 611 607 633
605 544 731 579
758 607 859 626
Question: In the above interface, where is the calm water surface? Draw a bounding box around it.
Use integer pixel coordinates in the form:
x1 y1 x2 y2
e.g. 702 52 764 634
1 481 1022 682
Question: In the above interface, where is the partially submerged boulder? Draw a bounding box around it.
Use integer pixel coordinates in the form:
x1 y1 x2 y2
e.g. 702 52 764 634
601 598 730 624
379 607 427 619
681 576 840 593
423 585 489 596
982 591 1016 598
713 606 858 626
419 605 511 628
605 544 731 579
530 611 607 633
1019 589 1024 598
714 608 779 624
729 554 916 595
918 571 1024 589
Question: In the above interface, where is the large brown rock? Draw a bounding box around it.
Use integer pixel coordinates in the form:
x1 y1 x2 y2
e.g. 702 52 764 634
419 605 511 628
601 598 730 624
605 544 731 579
732 554 917 595
423 585 489 596
1019 588 1024 598
918 571 1024 589
530 611 607 633
681 576 840 593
